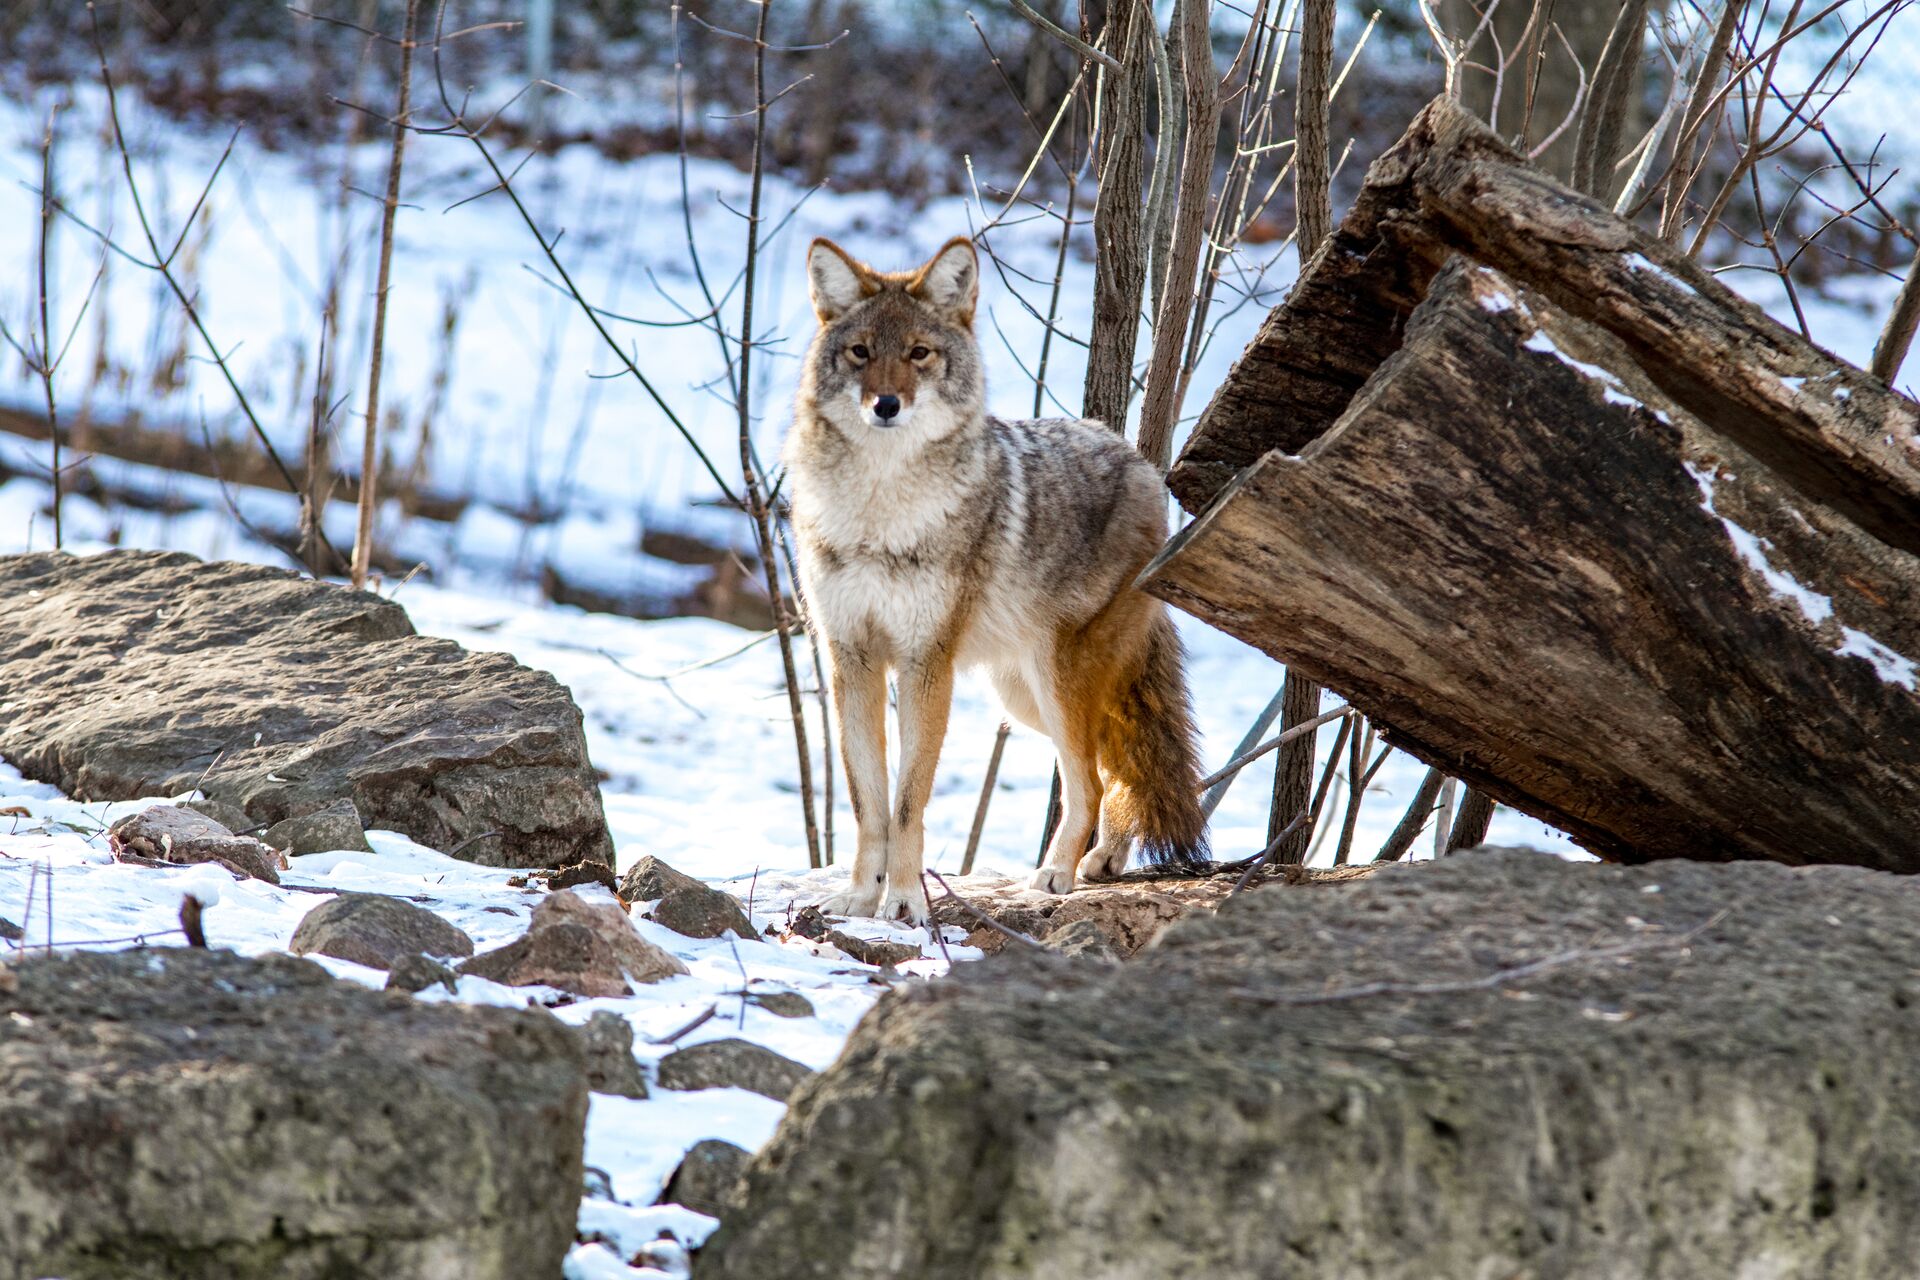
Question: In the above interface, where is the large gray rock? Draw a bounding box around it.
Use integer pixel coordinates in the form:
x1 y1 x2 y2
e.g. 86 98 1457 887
0 550 612 868
289 893 476 969
0 947 587 1280
702 850 1920 1279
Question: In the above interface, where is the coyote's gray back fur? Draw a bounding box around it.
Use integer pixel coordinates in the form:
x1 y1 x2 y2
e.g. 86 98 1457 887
786 236 1206 922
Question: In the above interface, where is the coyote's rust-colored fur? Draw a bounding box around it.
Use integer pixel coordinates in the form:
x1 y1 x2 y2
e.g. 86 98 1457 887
785 235 1207 923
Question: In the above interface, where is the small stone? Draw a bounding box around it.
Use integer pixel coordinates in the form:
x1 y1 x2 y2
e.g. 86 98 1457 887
385 952 459 994
0 917 21 944
108 805 283 885
657 1038 815 1102
826 930 922 969
458 889 688 997
745 990 815 1019
659 1138 751 1217
618 855 704 904
547 862 618 895
648 885 755 940
262 799 372 855
290 894 475 971
787 905 830 941
577 1011 648 1099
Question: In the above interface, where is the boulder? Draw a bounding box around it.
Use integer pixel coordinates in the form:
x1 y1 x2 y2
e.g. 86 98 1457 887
0 947 586 1280
262 799 372 855
289 893 476 970
657 1038 814 1102
108 804 284 884
660 1139 752 1218
702 851 1920 1278
577 1010 649 1099
0 550 612 868
459 889 687 997
647 884 755 940
385 952 459 994
618 854 705 904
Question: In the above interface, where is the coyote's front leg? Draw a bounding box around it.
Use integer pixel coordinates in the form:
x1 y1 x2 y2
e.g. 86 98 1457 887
879 649 955 924
819 640 889 919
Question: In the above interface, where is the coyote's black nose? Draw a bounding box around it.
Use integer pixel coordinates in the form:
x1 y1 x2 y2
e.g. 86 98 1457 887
873 395 902 421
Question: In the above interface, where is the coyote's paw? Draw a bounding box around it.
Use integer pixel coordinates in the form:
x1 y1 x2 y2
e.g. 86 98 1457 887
876 883 928 926
1028 866 1075 896
818 885 884 919
1078 844 1129 881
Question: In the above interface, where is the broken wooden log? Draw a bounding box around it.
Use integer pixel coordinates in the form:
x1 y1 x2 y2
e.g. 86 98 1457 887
1168 96 1920 560
1145 259 1920 870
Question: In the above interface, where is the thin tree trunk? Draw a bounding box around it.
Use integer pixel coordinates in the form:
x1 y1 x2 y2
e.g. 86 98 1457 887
1293 0 1335 264
1135 0 1220 469
1267 0 1337 870
352 0 418 589
1446 786 1496 853
961 722 1011 876
737 0 822 869
1374 766 1444 863
1081 0 1152 432
1431 775 1459 858
1871 245 1920 385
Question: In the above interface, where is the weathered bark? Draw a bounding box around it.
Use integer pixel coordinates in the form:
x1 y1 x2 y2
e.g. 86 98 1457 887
1446 786 1496 853
1168 97 1920 562
1267 0 1338 844
1081 0 1152 433
1374 766 1444 864
1146 260 1920 871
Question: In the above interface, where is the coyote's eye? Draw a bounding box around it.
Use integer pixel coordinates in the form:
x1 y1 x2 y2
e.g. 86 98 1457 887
849 344 870 361
910 346 931 361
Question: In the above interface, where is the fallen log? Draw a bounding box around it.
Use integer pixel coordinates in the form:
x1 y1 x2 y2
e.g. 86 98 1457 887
1168 97 1920 559
1145 260 1920 869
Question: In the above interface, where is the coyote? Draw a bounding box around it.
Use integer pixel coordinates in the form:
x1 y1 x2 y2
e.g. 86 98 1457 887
786 235 1208 923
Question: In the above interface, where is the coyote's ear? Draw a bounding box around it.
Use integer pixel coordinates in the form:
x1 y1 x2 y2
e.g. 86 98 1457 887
808 238 872 322
908 237 978 325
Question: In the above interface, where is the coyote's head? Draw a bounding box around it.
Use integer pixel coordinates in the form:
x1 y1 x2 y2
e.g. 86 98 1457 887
800 236 984 444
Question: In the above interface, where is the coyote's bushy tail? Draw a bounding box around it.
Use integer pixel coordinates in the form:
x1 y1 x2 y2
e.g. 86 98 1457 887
1098 612 1209 868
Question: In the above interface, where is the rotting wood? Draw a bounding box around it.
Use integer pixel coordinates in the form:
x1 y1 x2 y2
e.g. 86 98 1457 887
1145 260 1920 871
1168 96 1920 560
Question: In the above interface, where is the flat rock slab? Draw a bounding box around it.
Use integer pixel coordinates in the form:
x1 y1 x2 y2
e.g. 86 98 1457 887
0 550 612 867
0 947 587 1280
929 864 1374 958
703 850 1920 1279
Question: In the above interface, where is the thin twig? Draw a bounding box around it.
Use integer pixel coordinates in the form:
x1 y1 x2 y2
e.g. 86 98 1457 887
1194 704 1351 791
925 869 1046 951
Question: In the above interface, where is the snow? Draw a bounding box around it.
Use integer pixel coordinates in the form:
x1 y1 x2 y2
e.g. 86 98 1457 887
1520 326 1672 423
1684 461 1919 690
1836 627 1920 691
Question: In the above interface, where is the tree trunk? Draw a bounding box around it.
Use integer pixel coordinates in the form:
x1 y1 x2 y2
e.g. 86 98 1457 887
1081 0 1152 433
1146 254 1920 872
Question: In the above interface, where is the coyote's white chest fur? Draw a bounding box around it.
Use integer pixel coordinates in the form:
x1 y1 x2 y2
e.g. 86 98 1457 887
783 234 1207 925
791 425 1005 659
